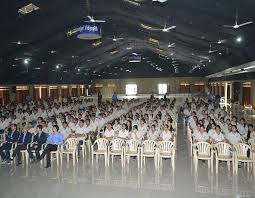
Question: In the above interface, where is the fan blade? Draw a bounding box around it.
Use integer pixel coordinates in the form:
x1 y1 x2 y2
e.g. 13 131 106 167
149 28 163 31
223 25 234 28
94 20 105 23
87 16 93 20
238 21 253 27
165 26 176 31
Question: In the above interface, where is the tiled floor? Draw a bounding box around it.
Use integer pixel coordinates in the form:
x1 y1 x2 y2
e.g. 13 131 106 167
0 119 254 198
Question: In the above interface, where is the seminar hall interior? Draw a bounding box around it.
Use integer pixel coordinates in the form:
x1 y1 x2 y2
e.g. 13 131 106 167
0 1 255 198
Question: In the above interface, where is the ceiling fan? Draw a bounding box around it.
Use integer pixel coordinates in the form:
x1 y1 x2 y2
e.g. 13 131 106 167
11 41 28 45
223 13 253 29
108 35 124 42
84 15 105 23
168 42 175 48
215 38 226 44
208 45 218 54
151 23 176 32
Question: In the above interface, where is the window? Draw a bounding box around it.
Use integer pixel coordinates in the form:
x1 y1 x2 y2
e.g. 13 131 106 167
158 83 167 95
126 84 137 95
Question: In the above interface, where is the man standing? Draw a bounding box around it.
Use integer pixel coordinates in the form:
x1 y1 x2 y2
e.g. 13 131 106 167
39 125 63 168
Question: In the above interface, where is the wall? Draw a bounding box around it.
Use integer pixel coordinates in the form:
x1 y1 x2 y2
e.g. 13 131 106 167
93 77 208 97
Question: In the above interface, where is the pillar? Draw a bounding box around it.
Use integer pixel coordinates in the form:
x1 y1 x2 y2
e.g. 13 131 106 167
189 81 194 93
251 80 255 110
68 85 72 97
224 82 228 106
238 82 243 105
28 85 34 100
77 85 81 97
229 82 233 102
58 85 62 101
8 85 16 103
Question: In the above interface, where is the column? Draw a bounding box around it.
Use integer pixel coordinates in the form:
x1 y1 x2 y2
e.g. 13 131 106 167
224 82 228 106
238 82 243 105
251 80 255 110
8 85 16 103
28 85 34 100
77 85 81 97
58 85 62 101
189 81 194 93
218 83 222 96
68 85 72 97
215 83 219 95
229 82 233 103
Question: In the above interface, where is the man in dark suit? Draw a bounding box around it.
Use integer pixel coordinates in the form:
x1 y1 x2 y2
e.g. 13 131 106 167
11 126 32 165
27 125 47 162
0 124 20 164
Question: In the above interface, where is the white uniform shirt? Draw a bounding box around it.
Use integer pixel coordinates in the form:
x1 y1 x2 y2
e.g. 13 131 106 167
226 132 241 145
161 131 172 141
211 132 225 142
60 126 72 139
118 130 129 139
104 129 115 138
147 130 159 141
194 132 209 142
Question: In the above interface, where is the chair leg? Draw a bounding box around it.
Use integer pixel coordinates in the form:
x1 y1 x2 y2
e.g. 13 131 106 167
105 154 108 167
227 161 230 172
216 160 218 174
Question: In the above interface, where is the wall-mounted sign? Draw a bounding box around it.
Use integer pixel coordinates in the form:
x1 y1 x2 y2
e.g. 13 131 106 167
77 22 102 40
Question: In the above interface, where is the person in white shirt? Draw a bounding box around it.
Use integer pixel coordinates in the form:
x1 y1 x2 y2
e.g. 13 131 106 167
226 125 241 145
0 117 9 133
194 126 209 143
237 118 248 137
138 119 148 137
75 119 87 138
60 122 72 140
208 123 217 138
147 124 159 141
117 124 129 140
130 125 142 141
160 124 173 142
104 123 115 141
210 125 225 143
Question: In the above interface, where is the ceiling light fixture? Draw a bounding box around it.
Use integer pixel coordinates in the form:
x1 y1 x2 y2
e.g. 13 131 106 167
236 36 242 43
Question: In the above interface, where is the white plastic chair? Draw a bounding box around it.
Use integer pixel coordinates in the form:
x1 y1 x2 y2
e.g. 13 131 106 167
124 139 140 168
108 138 124 167
193 142 213 173
157 141 176 171
141 140 158 169
233 143 254 175
60 138 79 166
91 138 108 166
213 142 233 174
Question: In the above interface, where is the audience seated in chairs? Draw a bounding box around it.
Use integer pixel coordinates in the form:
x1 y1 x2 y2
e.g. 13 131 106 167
27 125 47 163
10 126 32 165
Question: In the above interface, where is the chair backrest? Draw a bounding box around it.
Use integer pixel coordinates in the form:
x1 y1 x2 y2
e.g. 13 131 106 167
248 139 255 150
94 138 108 151
158 141 175 154
110 138 124 151
65 138 78 149
214 142 232 157
233 143 252 158
126 139 139 152
142 140 157 152
194 142 211 155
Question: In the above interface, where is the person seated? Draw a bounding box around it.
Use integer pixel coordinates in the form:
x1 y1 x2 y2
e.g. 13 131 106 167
130 125 142 141
226 125 241 145
210 125 225 144
0 124 20 164
104 123 115 141
11 127 32 165
146 124 159 141
39 125 64 168
159 124 174 142
194 126 209 143
60 121 72 141
247 124 255 141
27 125 47 162
117 123 129 140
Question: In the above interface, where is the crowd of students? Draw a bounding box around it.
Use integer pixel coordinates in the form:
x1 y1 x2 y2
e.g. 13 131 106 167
0 97 178 168
183 98 255 145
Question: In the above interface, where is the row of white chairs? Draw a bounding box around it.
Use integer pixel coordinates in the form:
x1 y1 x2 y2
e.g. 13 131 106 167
91 138 176 170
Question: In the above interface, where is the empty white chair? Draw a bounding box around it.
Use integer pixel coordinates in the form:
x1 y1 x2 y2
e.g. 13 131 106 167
233 143 254 175
213 142 233 174
124 139 140 168
91 138 108 166
108 138 124 167
141 140 157 169
60 138 79 166
157 141 176 171
193 142 213 173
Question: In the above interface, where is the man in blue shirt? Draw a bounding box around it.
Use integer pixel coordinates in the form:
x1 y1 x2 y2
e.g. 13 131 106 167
0 124 20 164
27 125 47 162
39 125 64 168
11 126 32 165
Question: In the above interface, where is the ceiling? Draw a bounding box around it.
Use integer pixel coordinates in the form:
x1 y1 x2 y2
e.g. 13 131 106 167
1 0 255 83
